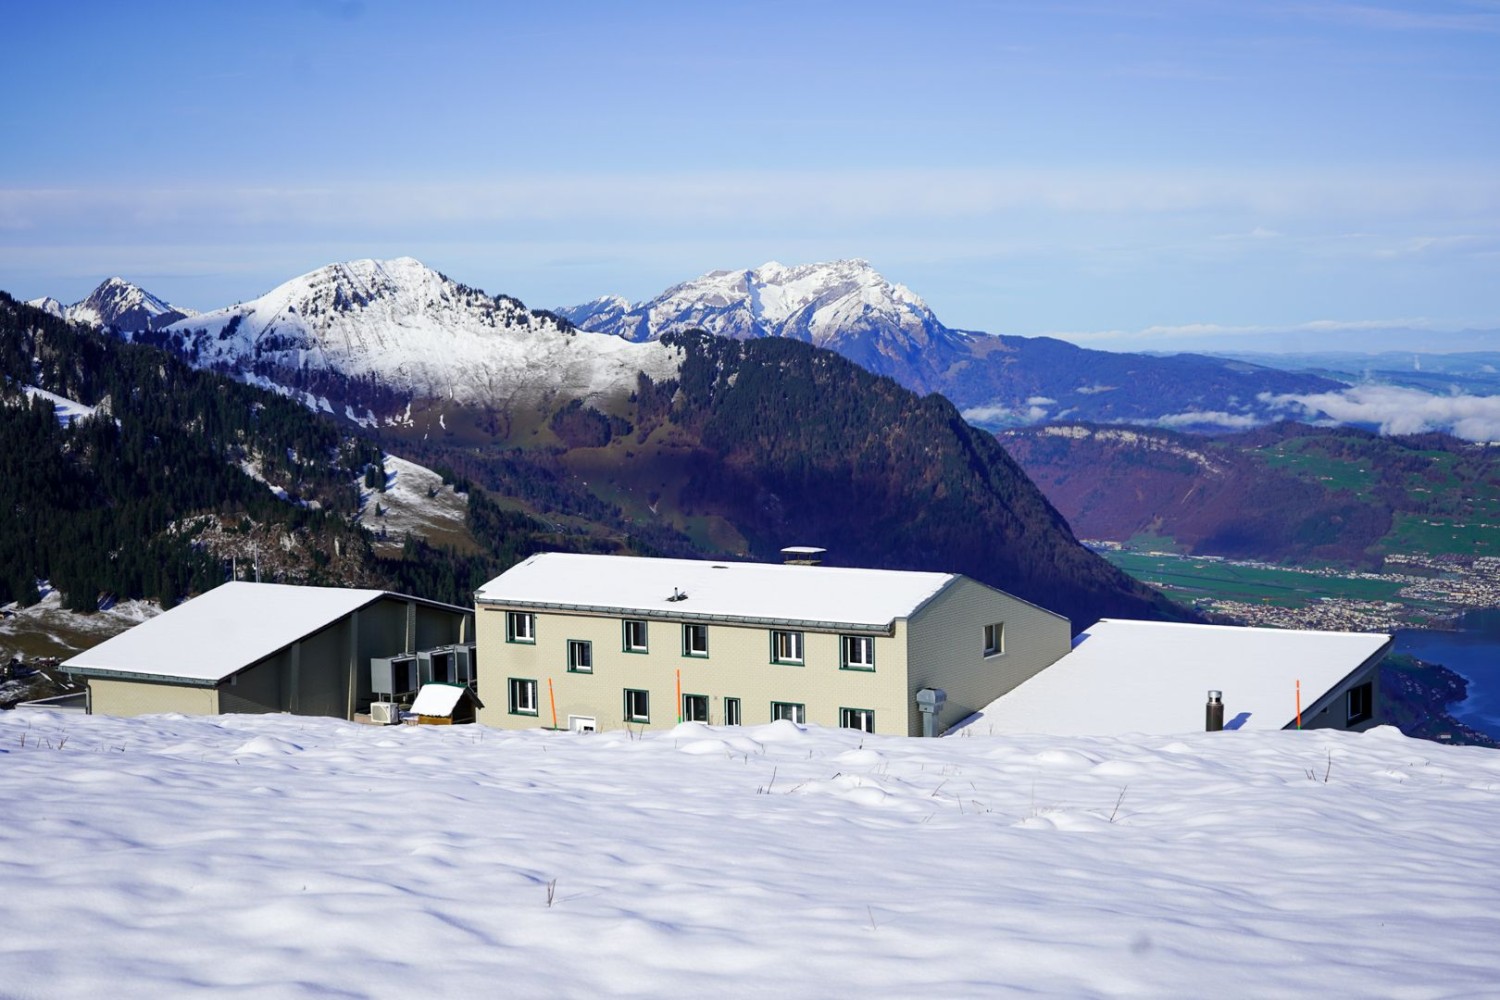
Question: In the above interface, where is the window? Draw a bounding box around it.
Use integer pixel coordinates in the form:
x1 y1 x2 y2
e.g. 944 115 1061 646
770 701 805 724
770 630 804 665
840 707 875 733
623 619 649 653
508 677 538 716
983 622 1005 657
567 639 592 673
724 697 741 726
1347 682 1373 726
683 624 709 657
507 611 535 644
841 635 875 671
624 688 650 723
682 693 709 723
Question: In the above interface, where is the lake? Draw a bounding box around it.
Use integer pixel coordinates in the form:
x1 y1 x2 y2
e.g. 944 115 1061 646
1395 609 1500 740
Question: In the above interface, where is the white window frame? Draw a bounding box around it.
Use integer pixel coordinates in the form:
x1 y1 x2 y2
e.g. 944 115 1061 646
983 621 1005 658
508 677 538 716
724 697 741 726
841 634 875 671
567 639 592 673
682 693 709 723
507 611 536 644
840 707 875 733
770 701 806 724
771 629 804 665
623 618 649 653
624 688 650 723
683 623 709 657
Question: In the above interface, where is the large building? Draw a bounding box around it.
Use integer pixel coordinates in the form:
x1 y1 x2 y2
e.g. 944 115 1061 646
473 552 1072 736
956 618 1392 736
64 581 473 719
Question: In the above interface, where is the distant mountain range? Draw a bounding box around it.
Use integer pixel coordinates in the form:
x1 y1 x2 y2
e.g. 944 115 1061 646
6 264 1187 629
28 278 196 332
559 260 1346 431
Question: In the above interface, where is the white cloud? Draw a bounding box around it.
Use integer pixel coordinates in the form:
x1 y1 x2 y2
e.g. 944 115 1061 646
1261 386 1500 442
1026 396 1057 406
1154 410 1266 430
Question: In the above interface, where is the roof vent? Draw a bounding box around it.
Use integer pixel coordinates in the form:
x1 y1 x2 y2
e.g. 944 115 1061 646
667 588 688 602
781 546 826 566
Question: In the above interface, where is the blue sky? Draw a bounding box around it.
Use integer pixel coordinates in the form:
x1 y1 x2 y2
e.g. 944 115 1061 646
4 0 1497 351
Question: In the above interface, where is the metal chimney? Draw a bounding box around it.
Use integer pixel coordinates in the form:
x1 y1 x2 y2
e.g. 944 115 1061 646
1206 690 1224 732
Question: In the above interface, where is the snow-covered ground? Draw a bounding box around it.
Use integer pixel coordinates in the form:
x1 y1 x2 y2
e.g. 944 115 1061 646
359 454 470 552
3 712 1498 998
21 385 97 425
0 585 158 661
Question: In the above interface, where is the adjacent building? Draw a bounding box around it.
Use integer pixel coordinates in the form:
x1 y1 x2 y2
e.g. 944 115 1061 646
63 581 473 719
473 552 1073 736
956 618 1392 736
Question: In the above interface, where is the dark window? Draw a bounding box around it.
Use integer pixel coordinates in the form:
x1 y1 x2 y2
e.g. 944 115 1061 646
770 701 805 724
1347 682 1373 726
624 688 650 723
507 611 535 643
983 622 1005 657
683 693 709 723
724 697 741 726
771 630 804 665
683 624 709 657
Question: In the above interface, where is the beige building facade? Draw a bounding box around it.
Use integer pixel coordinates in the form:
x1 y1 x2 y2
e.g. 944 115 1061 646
475 554 1072 736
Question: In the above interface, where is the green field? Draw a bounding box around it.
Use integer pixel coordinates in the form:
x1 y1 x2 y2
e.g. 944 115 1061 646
1257 440 1378 497
1103 551 1407 608
1380 515 1500 557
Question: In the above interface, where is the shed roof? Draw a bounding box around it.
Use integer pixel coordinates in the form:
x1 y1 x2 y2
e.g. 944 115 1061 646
956 618 1392 736
475 553 958 631
410 682 472 717
63 582 456 685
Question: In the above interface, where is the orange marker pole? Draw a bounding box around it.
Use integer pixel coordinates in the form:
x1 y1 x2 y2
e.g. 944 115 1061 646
1296 679 1302 730
676 669 683 723
548 677 558 730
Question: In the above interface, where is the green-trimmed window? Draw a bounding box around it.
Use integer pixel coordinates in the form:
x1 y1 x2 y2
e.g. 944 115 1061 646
567 639 592 673
623 619 649 653
841 635 875 670
683 624 709 657
724 697 741 726
840 707 875 733
770 701 805 724
624 688 651 723
771 630 804 665
508 677 538 716
682 693 709 723
507 611 536 644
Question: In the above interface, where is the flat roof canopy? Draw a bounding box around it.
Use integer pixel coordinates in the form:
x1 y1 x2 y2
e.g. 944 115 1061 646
957 619 1392 736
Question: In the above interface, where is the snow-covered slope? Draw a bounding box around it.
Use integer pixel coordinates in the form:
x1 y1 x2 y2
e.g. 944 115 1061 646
4 711 1499 997
561 260 970 383
31 277 198 332
166 257 679 406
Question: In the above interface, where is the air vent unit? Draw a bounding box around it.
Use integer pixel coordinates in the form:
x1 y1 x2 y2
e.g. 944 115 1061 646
369 701 399 725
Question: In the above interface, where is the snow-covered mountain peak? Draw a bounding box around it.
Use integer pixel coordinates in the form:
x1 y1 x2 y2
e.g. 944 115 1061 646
28 277 198 332
164 257 679 408
558 259 957 377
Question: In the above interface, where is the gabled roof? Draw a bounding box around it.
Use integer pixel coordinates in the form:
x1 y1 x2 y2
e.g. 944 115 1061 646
475 553 959 632
410 682 477 717
63 582 463 685
957 618 1392 736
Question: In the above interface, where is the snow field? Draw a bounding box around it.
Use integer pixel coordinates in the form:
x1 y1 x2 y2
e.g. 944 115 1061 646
2 712 1499 998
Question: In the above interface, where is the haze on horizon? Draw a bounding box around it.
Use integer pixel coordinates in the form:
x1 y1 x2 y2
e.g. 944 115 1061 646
3 1 1496 354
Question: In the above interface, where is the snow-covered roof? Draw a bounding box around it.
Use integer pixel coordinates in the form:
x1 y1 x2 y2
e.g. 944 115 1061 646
64 582 415 684
410 683 471 717
958 618 1392 736
476 553 958 631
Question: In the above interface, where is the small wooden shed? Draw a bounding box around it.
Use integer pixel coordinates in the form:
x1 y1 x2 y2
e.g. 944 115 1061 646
411 682 482 725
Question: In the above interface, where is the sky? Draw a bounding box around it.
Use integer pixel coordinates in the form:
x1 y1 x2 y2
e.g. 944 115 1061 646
4 0 1498 352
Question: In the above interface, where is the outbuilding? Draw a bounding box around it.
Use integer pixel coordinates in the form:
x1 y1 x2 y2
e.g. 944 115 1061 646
63 581 473 720
955 618 1392 736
